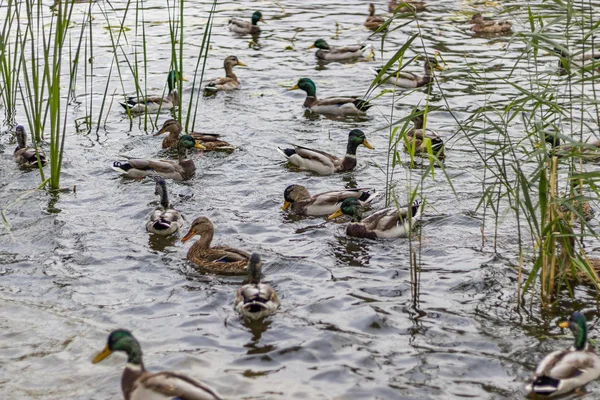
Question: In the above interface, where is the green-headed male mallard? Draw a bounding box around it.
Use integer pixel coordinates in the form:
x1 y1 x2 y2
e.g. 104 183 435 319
234 253 280 319
120 70 186 113
181 216 251 275
405 109 445 159
14 125 47 167
288 78 371 116
526 312 600 397
552 46 600 73
93 329 223 400
146 179 183 235
204 56 247 93
155 119 235 152
310 39 373 62
365 4 386 31
228 11 264 35
277 129 374 175
468 13 512 34
112 135 205 181
282 184 378 216
372 57 444 89
328 198 422 239
388 0 426 13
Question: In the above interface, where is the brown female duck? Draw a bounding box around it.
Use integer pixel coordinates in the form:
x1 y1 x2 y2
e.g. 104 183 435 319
204 56 247 92
155 119 234 151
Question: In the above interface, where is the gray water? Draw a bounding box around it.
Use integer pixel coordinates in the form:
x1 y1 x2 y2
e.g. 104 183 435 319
2 0 600 399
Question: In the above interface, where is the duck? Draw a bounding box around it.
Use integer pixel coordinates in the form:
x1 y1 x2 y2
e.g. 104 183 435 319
119 70 186 113
328 198 423 239
365 4 386 31
112 135 205 181
468 13 512 34
204 56 247 92
388 0 426 13
146 179 183 235
525 312 600 397
277 129 374 175
155 119 235 151
228 11 264 35
309 39 373 62
282 184 378 216
372 57 444 88
553 46 600 72
181 216 251 275
234 253 280 319
93 329 223 400
14 125 47 167
553 139 600 160
405 109 445 159
288 78 372 116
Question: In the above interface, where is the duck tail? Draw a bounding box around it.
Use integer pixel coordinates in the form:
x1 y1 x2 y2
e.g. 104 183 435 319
276 147 295 159
529 376 560 396
354 99 372 111
358 189 379 204
112 161 133 173
411 200 422 217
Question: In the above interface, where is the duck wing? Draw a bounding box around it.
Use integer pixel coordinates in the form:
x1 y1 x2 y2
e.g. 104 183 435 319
138 371 223 400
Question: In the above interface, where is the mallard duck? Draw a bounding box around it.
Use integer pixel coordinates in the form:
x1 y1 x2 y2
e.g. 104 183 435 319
112 135 205 181
553 47 600 72
328 198 422 239
234 253 280 319
388 0 426 13
181 216 251 275
155 119 235 151
554 140 600 160
405 109 445 159
93 329 223 400
282 184 378 216
14 125 47 167
204 56 247 92
228 11 264 35
372 57 444 88
526 312 600 397
288 78 372 116
146 179 183 235
365 4 386 31
277 129 374 175
309 39 373 62
119 70 186 113
468 13 512 34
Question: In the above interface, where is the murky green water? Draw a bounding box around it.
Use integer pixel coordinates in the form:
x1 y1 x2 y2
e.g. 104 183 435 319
2 0 600 399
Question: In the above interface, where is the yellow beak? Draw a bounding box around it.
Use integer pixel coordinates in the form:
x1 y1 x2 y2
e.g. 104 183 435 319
435 64 446 71
194 142 206 150
558 321 569 328
282 200 291 211
237 61 248 67
363 139 374 149
92 346 113 364
308 44 316 49
181 76 188 82
153 128 167 136
259 17 266 23
328 209 344 220
288 84 299 91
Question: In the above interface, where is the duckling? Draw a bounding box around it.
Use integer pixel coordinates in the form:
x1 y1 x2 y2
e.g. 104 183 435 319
228 11 264 35
328 198 423 239
309 39 373 62
277 129 374 175
112 135 205 181
181 216 251 275
93 329 223 400
282 184 378 216
372 57 444 88
155 119 235 151
405 109 445 159
234 253 280 319
288 78 371 116
14 125 47 167
120 70 186 113
388 0 426 13
146 179 183 235
526 312 600 397
468 13 512 34
204 56 247 92
365 4 386 31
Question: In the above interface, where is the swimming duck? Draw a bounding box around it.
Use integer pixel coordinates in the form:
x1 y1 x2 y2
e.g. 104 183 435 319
119 70 186 113
468 13 512 34
372 57 444 88
277 129 374 175
554 140 600 160
146 179 183 235
112 135 205 181
328 198 422 239
204 56 247 92
288 78 372 116
282 184 378 216
309 39 373 62
388 0 426 13
93 329 223 400
365 4 386 31
155 119 235 151
181 216 251 275
228 11 264 35
405 109 445 159
526 312 600 397
14 125 47 167
234 253 280 319
553 47 600 73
